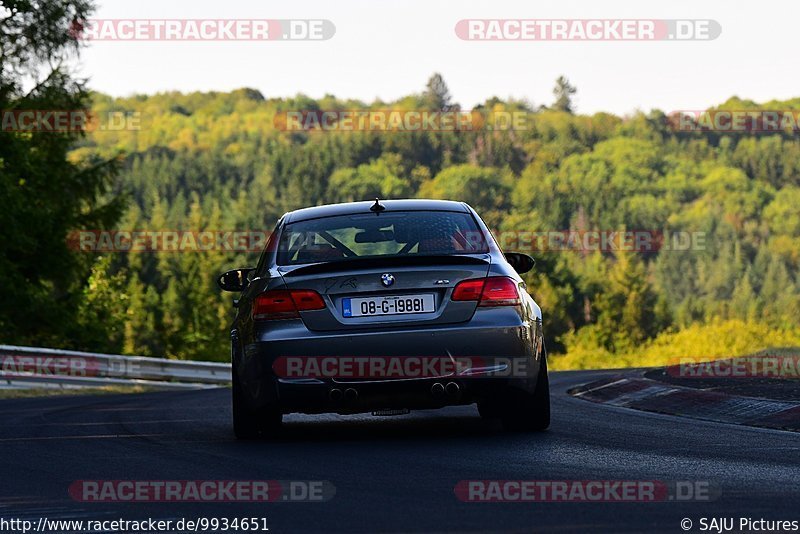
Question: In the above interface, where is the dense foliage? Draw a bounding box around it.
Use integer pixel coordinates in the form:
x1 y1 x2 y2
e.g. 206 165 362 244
5 49 800 366
0 0 124 346
64 76 800 365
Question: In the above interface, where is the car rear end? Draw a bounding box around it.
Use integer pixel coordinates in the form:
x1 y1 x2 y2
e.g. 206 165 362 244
235 201 543 416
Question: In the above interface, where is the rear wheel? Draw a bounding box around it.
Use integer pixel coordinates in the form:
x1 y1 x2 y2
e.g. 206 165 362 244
499 352 550 432
232 355 282 440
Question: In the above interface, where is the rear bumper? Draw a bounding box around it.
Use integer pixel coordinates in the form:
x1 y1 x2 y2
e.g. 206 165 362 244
234 310 543 414
276 375 516 415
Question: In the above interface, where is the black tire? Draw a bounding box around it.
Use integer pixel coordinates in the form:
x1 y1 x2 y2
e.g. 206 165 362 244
232 357 282 440
500 352 550 432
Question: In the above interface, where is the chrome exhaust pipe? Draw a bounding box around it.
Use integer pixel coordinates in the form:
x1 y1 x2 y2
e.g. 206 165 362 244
445 381 461 398
344 388 359 402
431 382 445 397
329 388 343 402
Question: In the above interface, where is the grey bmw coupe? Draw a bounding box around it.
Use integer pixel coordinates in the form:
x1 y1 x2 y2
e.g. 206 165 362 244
218 199 548 438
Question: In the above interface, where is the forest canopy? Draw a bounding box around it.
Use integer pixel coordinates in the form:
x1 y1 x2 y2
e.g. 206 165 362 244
7 71 800 367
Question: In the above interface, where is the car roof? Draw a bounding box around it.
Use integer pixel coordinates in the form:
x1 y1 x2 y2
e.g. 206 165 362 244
282 199 471 223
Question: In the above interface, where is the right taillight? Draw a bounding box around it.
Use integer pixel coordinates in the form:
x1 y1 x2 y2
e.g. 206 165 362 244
252 289 325 320
451 276 520 307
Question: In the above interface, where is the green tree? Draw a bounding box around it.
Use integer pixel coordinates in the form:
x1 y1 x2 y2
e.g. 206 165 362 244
418 164 512 228
327 154 411 203
422 73 456 111
0 0 125 346
552 76 577 113
46 82 800 365
594 252 661 351
75 256 129 352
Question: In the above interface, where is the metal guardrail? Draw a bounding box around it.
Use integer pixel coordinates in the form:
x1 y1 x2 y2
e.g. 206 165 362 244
0 345 231 390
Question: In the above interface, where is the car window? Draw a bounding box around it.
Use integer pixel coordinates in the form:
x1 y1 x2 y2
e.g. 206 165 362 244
255 219 281 275
277 211 489 265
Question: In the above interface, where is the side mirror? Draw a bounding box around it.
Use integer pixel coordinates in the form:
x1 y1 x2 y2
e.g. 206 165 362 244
504 252 535 274
217 268 255 292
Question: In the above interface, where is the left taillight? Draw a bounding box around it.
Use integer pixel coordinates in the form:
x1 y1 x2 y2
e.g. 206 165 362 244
252 289 326 320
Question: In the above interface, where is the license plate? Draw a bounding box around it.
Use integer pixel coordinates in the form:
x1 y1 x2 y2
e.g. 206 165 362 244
342 294 435 317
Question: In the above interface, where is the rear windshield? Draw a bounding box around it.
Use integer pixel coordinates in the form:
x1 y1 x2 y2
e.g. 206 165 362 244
277 210 489 265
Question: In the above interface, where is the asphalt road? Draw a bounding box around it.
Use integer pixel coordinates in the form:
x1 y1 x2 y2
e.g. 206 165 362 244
1 370 799 533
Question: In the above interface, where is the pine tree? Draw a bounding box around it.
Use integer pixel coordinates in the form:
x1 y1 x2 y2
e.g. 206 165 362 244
423 73 457 111
552 76 577 113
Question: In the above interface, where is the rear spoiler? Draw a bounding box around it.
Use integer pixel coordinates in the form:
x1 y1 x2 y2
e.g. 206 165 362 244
279 254 491 277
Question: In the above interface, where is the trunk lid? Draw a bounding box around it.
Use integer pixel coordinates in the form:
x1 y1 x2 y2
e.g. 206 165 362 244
278 254 491 331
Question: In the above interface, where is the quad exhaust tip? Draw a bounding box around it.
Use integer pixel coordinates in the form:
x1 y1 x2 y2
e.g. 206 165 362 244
344 388 359 402
329 388 343 402
431 382 445 397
